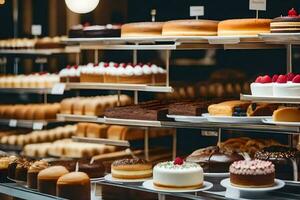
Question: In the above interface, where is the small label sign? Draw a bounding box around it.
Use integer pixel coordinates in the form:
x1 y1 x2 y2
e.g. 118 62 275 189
51 83 65 95
9 120 17 127
249 0 266 11
33 122 43 130
190 6 204 17
31 25 42 36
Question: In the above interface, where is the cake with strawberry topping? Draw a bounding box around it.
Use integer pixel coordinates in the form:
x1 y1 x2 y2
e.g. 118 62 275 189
153 157 203 189
250 75 273 96
271 8 300 33
273 73 300 97
229 159 275 188
59 65 82 82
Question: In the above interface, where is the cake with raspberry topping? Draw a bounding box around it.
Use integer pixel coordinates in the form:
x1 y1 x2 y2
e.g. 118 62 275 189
153 158 203 189
273 74 300 97
229 159 275 188
250 75 273 96
271 8 300 33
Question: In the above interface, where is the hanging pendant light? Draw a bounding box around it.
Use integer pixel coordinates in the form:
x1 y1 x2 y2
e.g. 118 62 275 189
65 0 99 14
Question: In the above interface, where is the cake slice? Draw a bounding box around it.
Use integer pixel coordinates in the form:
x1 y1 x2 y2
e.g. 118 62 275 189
208 100 251 116
247 103 278 116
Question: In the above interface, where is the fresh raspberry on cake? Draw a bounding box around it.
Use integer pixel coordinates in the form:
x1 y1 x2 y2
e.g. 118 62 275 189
272 74 279 82
277 75 288 83
261 75 272 83
174 157 184 165
288 8 298 16
255 76 263 83
287 72 295 81
292 75 300 83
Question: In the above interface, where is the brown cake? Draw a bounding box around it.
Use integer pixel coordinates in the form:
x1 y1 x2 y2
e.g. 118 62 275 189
7 157 20 179
208 100 251 116
218 18 271 36
246 103 278 116
230 160 275 188
27 160 49 189
168 101 209 116
0 156 15 182
186 146 244 173
38 166 69 195
111 158 153 179
255 146 300 181
57 172 91 200
121 22 164 37
15 160 31 181
162 19 218 36
273 107 300 122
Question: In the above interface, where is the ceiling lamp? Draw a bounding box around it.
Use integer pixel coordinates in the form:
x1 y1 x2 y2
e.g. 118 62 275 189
65 0 99 14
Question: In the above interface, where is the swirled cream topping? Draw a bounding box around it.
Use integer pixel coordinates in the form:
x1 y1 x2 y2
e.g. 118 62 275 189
230 159 275 175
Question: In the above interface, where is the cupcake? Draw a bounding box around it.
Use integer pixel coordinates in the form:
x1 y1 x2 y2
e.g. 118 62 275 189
27 160 49 189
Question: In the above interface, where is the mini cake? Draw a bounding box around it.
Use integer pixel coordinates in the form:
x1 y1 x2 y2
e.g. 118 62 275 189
250 75 273 96
7 157 21 179
255 146 300 181
153 158 203 189
57 172 91 200
121 22 164 37
271 8 300 33
162 19 219 36
38 166 69 195
0 156 15 182
186 146 244 173
27 160 49 189
15 160 31 181
111 158 152 179
229 159 275 188
273 107 300 122
69 24 84 38
218 18 271 36
273 74 300 97
208 100 251 116
59 65 81 82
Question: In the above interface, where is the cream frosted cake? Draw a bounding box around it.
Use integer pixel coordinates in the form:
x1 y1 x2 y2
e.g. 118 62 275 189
153 158 203 189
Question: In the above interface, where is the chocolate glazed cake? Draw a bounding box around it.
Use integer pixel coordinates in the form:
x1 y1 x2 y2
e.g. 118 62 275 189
255 145 300 181
271 8 300 33
186 146 244 173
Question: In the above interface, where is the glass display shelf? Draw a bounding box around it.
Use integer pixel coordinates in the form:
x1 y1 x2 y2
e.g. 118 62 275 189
241 94 300 104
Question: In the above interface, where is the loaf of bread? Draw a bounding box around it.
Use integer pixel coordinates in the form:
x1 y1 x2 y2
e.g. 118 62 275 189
273 107 300 122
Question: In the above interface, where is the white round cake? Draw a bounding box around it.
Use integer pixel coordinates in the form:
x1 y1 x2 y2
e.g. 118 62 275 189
153 159 203 189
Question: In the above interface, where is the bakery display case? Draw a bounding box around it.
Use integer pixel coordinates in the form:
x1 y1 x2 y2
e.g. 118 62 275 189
1 1 300 200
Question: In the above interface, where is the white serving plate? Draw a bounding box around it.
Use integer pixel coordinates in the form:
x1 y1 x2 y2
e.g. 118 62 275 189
204 172 230 177
220 178 285 192
262 118 300 126
104 174 151 183
202 113 267 124
167 114 207 123
142 180 213 193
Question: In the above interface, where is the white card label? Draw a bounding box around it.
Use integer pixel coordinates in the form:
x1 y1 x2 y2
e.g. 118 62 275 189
31 25 42 36
51 83 65 95
33 122 43 130
190 6 204 17
249 0 266 11
9 120 17 127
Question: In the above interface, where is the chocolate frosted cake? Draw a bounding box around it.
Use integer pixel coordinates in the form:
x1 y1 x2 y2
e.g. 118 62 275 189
83 25 121 38
168 101 209 116
255 145 300 181
230 160 275 188
186 146 244 173
271 8 300 33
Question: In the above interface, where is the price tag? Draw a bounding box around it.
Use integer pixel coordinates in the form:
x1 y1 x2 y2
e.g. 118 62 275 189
249 0 266 11
190 6 204 17
51 83 65 95
9 120 17 127
33 122 43 130
31 25 42 36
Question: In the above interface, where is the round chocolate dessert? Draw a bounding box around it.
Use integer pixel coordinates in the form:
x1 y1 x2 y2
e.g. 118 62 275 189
186 146 244 173
230 159 275 188
69 24 84 38
111 158 152 179
271 8 300 33
15 160 31 181
255 145 300 181
83 24 121 38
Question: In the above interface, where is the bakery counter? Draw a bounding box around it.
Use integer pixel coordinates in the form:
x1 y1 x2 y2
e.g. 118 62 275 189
64 116 299 134
64 35 284 50
65 82 173 93
260 32 300 44
241 94 300 104
0 183 67 200
97 179 300 200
